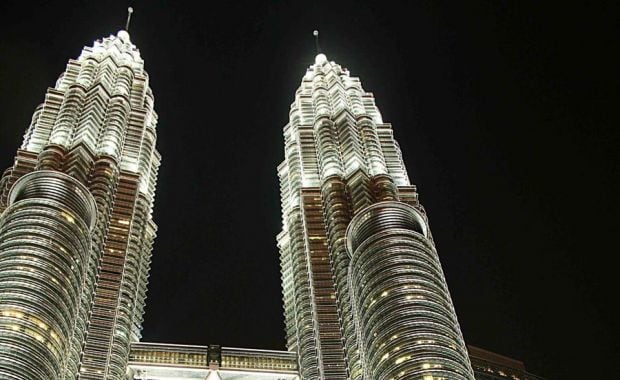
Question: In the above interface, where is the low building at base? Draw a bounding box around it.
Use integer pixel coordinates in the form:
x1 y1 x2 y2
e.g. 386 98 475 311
127 342 299 380
127 342 545 380
468 345 545 380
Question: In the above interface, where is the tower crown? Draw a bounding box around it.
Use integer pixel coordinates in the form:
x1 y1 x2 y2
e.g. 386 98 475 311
76 30 144 73
314 53 328 65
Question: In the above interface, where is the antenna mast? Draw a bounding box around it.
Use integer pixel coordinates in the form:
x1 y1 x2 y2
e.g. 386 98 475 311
313 30 322 54
125 7 134 31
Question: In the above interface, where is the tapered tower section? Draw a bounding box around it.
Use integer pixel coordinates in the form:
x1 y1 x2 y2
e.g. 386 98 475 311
278 52 474 379
0 30 160 380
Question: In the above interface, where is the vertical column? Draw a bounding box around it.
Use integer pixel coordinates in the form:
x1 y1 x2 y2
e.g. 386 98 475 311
320 177 363 379
301 190 347 379
79 172 138 380
0 171 96 379
346 202 475 380
288 205 321 379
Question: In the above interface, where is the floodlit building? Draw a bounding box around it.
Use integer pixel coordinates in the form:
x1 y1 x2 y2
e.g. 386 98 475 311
276 51 475 379
0 29 160 379
127 342 300 380
0 18 547 380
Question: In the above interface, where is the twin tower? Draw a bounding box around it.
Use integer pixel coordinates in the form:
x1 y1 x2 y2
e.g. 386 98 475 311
0 30 474 380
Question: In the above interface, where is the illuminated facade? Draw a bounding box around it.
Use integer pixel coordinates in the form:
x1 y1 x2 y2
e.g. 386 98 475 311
127 342 300 380
0 30 160 379
276 53 475 379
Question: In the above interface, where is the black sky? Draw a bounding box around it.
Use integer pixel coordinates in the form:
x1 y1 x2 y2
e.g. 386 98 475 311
1 1 618 378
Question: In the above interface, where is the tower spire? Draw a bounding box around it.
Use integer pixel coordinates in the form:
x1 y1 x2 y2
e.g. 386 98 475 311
125 6 134 31
313 30 321 54
313 30 327 64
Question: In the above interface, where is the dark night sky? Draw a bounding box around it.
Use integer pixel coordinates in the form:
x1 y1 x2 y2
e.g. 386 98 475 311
1 1 618 378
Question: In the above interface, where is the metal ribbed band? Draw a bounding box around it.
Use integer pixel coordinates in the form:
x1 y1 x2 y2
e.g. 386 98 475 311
346 201 427 255
0 170 96 379
8 170 97 229
346 201 475 380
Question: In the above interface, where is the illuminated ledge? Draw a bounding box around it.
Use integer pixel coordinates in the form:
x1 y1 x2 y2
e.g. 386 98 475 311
127 342 300 380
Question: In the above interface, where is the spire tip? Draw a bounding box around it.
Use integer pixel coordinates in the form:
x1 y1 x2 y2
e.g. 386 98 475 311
125 7 134 31
313 29 322 56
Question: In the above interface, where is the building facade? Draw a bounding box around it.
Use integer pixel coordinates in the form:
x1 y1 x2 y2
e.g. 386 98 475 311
127 342 300 380
0 30 160 380
276 53 475 380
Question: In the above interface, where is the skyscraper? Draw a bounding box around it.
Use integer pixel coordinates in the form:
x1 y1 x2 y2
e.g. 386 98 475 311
277 51 475 379
0 29 160 380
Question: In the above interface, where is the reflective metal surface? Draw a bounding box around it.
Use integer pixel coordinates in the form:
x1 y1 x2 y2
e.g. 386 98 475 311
0 171 96 379
347 202 473 379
